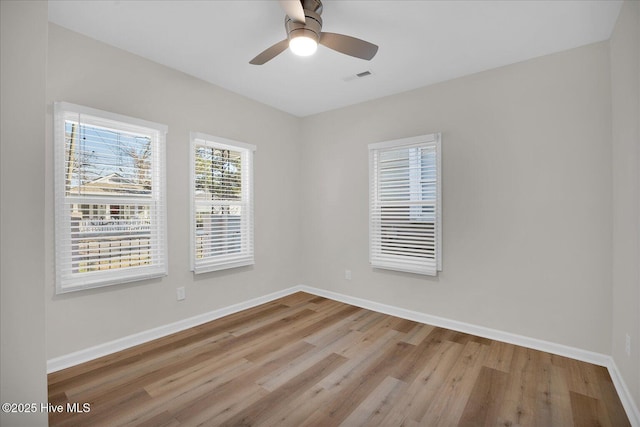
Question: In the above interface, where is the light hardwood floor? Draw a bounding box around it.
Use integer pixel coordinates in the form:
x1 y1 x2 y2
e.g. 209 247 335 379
48 292 630 426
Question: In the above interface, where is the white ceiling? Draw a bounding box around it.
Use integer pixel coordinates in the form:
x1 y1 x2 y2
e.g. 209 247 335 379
48 0 622 117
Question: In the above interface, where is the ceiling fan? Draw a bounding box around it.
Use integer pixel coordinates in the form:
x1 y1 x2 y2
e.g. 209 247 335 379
249 0 378 65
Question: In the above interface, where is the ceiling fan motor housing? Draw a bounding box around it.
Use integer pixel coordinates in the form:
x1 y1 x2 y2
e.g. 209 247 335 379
285 9 322 44
302 0 323 15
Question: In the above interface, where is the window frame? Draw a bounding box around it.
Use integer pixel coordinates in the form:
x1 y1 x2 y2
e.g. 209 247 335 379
53 102 168 293
190 132 256 274
368 133 442 276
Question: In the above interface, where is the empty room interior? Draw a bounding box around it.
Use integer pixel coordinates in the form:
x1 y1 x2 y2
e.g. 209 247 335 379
1 0 639 426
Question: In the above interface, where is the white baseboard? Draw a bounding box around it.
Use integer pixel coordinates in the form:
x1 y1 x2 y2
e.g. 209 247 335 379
46 286 301 373
46 284 639 426
298 286 610 366
606 358 640 427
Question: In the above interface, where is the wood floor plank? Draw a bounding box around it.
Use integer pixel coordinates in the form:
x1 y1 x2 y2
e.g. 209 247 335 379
51 388 152 427
218 352 348 427
256 383 332 426
63 333 235 404
128 411 180 427
379 339 465 424
338 375 407 427
390 317 419 334
316 329 399 391
143 350 252 397
242 304 359 361
400 323 435 345
118 341 313 425
278 292 319 307
257 329 360 392
419 340 490 426
311 337 417 425
89 358 256 426
302 306 370 347
48 291 631 427
177 382 268 426
390 325 461 383
484 339 515 373
63 330 234 401
352 310 389 333
457 366 508 427
564 358 605 399
228 302 317 337
570 390 612 427
534 362 574 426
495 346 542 426
533 359 575 427
169 336 316 425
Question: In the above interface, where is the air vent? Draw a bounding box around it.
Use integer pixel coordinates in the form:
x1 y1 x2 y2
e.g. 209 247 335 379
343 70 374 82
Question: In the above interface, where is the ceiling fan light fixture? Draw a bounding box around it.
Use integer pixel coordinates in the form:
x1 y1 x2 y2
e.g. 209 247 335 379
250 0 378 65
289 34 318 56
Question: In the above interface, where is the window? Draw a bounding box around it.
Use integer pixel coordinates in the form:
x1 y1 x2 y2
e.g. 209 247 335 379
369 133 442 275
190 132 255 273
54 102 167 293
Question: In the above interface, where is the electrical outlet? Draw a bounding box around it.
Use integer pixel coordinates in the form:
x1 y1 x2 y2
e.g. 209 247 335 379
625 333 631 357
176 286 186 301
345 269 352 280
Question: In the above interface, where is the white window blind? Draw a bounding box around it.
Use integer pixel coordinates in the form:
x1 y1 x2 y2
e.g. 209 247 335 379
54 102 168 293
369 133 442 275
190 132 255 273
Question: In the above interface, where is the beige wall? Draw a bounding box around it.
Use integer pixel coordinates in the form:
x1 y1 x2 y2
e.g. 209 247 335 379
300 42 613 354
611 0 640 407
45 24 302 358
0 1 49 426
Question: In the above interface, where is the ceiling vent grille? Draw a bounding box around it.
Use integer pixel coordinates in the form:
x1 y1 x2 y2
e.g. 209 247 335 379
343 70 373 82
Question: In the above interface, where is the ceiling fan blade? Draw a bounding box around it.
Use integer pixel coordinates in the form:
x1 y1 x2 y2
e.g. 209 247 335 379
279 0 306 23
249 39 289 65
319 32 378 60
